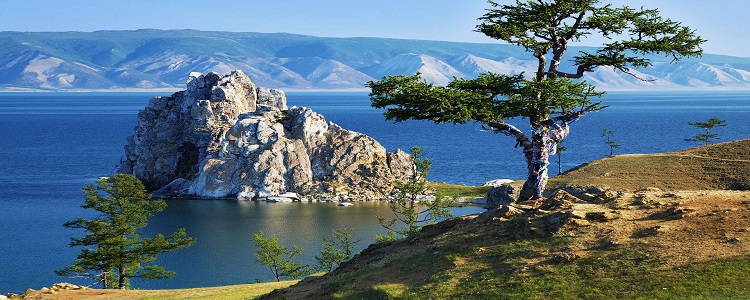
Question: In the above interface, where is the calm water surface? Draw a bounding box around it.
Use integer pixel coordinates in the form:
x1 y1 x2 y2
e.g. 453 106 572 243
1 91 750 292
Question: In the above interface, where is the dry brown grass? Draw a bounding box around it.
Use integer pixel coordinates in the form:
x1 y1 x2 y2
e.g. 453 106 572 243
549 139 750 191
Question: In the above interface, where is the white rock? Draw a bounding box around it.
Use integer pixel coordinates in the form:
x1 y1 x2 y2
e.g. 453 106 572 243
266 197 294 202
117 71 412 199
482 179 515 187
279 192 300 200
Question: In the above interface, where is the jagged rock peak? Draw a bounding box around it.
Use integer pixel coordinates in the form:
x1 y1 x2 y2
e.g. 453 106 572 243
117 70 411 200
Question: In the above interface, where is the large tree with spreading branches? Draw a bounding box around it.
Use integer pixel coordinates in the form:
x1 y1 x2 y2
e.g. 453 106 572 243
367 0 704 200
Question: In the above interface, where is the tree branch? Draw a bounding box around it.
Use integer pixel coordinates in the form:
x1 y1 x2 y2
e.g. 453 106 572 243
566 12 587 40
550 64 592 79
484 122 531 149
534 33 553 41
616 67 657 82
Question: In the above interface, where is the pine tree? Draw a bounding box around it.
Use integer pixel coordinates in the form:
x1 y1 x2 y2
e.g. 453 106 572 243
602 128 620 157
316 226 360 272
57 174 196 289
376 146 453 242
685 117 727 145
252 231 311 281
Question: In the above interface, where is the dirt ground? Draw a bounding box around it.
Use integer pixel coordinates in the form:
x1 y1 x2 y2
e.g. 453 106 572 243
544 189 750 269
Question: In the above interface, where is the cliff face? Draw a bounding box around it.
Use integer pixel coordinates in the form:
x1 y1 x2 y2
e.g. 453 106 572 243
116 70 411 199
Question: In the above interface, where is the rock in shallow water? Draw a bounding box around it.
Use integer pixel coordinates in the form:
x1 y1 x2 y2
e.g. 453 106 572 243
117 70 411 200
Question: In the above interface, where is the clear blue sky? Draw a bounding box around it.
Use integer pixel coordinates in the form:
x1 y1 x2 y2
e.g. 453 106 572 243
1 0 746 57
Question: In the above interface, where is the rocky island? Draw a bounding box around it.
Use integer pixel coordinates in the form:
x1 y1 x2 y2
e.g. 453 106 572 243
116 71 412 200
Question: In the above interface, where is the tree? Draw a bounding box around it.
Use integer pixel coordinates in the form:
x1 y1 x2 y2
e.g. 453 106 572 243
57 174 196 289
367 0 704 201
376 146 453 242
685 117 726 145
602 128 620 157
555 141 567 175
252 231 311 281
315 226 360 272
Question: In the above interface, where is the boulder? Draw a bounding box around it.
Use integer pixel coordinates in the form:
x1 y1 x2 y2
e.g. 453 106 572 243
475 205 524 223
117 71 411 199
486 184 521 208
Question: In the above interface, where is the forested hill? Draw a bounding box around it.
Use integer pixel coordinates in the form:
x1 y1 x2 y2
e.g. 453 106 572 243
2 29 750 91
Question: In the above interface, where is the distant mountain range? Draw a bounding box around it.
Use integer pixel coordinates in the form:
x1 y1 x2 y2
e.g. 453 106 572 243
2 29 750 91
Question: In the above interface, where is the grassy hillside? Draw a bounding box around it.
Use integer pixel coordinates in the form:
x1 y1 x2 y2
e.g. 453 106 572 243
264 188 750 299
549 139 750 191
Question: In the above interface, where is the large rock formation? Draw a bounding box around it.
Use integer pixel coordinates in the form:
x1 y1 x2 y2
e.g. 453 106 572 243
117 70 411 200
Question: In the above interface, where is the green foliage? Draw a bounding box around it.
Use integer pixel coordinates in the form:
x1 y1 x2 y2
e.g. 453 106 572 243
369 0 702 126
316 226 361 273
376 146 454 242
369 73 604 124
601 128 620 157
56 174 196 289
685 117 727 145
316 243 347 274
478 0 704 76
252 231 311 282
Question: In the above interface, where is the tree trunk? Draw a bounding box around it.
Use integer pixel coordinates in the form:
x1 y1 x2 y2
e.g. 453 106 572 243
519 133 550 201
118 265 126 289
486 121 568 202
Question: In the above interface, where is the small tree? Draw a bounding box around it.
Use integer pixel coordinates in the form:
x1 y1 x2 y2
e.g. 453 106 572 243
57 174 196 289
315 226 360 272
602 128 620 157
555 141 567 175
376 146 453 242
252 231 311 282
685 117 726 145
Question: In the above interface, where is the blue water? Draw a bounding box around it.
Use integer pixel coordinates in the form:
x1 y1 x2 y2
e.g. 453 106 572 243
1 91 749 293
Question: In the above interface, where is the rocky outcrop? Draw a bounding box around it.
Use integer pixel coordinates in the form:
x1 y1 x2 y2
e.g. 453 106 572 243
117 70 411 200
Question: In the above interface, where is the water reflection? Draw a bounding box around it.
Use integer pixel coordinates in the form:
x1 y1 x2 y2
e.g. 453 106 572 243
137 200 485 289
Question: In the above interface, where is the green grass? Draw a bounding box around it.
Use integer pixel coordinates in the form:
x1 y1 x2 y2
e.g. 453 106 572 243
391 239 750 299
45 281 297 300
428 182 493 200
299 222 750 300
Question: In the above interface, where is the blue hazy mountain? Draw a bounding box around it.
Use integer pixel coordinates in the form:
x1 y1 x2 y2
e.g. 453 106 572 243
1 29 749 90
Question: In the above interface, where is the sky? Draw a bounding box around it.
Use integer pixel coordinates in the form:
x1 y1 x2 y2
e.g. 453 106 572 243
1 0 747 57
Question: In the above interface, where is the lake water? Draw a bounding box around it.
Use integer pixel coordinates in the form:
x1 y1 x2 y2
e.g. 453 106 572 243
1 90 750 293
